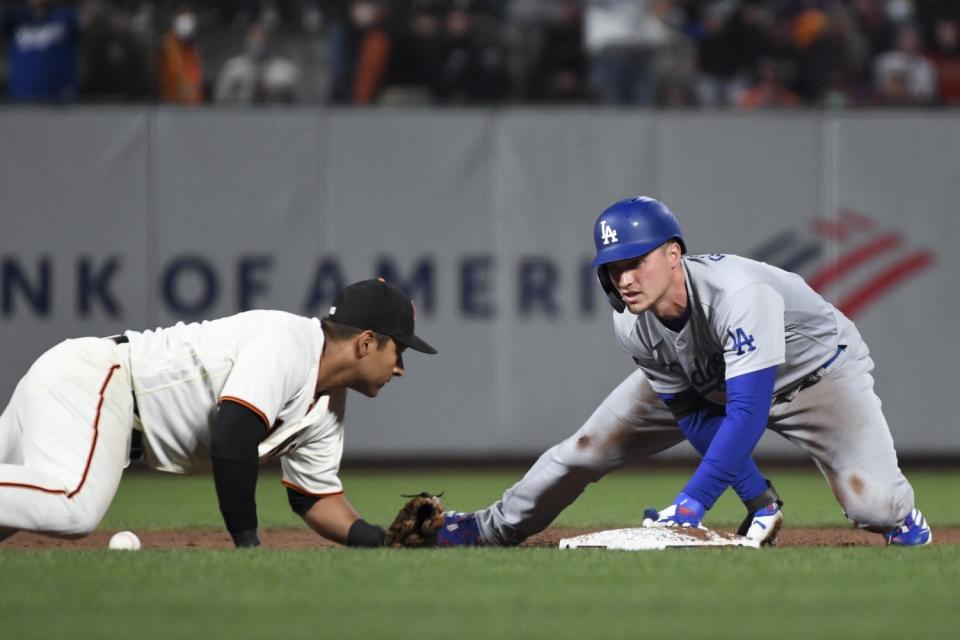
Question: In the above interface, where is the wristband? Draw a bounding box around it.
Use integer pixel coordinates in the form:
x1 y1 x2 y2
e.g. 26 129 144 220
347 519 386 547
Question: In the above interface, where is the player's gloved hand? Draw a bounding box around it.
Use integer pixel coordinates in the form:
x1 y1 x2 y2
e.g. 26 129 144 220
229 528 261 548
383 492 446 547
642 492 706 529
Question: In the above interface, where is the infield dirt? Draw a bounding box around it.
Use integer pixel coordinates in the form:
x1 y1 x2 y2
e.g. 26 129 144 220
4 526 959 550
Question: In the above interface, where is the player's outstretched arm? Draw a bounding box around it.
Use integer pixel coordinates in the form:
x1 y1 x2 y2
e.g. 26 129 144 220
292 491 385 547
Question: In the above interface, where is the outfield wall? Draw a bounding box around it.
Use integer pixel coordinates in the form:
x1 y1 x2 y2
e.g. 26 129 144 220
1 107 958 458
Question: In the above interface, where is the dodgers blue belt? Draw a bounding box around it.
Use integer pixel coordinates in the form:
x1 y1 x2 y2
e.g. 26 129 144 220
774 345 846 404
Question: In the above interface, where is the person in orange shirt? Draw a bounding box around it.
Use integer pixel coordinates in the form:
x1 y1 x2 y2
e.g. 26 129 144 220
738 58 801 109
157 5 203 104
351 0 391 105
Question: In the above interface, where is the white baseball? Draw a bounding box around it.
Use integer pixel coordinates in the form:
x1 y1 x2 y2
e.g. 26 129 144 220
108 530 142 551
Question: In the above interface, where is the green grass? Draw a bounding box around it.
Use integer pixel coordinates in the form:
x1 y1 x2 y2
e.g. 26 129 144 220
3 467 959 640
101 466 960 530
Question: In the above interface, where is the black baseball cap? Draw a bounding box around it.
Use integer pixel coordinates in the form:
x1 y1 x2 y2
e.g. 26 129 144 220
325 278 437 354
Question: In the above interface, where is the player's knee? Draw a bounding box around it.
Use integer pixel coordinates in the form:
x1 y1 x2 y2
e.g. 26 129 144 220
55 501 106 537
844 504 907 531
64 514 100 537
38 516 98 538
831 471 914 530
556 436 621 474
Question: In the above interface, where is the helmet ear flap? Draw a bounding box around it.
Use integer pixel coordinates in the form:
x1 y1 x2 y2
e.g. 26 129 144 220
597 265 626 313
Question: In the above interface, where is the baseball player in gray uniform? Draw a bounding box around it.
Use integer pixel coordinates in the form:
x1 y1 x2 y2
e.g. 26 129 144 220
439 196 931 547
0 278 436 548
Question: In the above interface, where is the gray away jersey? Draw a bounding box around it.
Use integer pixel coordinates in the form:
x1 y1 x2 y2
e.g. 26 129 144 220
613 254 861 404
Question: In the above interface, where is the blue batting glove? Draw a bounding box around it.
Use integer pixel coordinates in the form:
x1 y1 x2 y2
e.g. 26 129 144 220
651 492 706 529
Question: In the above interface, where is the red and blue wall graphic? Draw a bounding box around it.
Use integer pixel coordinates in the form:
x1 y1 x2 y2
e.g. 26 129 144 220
750 209 934 318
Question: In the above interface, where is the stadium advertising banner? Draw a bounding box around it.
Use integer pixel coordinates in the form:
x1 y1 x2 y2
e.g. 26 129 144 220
1 109 958 457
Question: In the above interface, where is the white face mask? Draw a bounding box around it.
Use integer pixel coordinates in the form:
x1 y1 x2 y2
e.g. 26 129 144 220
173 13 196 40
886 0 913 23
351 2 377 28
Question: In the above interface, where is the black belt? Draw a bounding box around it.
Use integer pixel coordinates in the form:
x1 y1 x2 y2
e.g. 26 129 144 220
107 334 139 418
107 334 145 461
774 345 846 405
129 428 145 462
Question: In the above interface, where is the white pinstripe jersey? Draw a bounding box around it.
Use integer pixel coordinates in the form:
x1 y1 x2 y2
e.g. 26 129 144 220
613 254 861 404
124 310 344 496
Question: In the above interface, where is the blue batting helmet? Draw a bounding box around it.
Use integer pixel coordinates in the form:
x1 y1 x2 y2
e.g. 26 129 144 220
591 196 686 312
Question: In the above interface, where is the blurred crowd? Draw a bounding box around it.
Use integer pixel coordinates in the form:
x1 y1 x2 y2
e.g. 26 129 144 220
2 0 960 108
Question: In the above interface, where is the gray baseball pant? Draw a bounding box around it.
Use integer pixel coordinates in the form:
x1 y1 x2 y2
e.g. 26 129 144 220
476 338 915 545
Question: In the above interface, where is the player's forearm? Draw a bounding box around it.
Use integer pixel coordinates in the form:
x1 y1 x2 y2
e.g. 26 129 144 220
300 493 372 545
210 400 267 547
668 401 770 504
682 366 777 508
211 457 260 546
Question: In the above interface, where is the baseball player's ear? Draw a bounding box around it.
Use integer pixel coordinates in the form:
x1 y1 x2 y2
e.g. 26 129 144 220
667 242 681 262
356 330 376 356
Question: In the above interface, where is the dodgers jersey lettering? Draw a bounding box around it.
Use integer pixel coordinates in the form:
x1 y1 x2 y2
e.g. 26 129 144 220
124 310 344 495
613 254 859 403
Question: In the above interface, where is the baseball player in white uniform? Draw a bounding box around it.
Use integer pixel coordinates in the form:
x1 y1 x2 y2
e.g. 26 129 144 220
439 196 931 547
0 278 436 548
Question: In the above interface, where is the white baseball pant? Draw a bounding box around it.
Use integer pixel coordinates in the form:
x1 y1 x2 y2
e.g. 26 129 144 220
0 337 134 539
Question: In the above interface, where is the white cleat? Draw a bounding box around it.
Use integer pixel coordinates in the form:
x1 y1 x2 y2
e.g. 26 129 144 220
745 503 783 547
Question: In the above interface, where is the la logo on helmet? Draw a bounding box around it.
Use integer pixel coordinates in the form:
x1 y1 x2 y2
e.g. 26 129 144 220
600 220 619 245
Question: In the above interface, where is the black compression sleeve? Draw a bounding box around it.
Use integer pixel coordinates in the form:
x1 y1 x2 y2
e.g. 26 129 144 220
211 400 264 463
211 400 266 545
212 457 259 541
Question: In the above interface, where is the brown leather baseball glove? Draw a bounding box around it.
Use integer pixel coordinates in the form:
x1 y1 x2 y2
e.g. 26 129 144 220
384 492 445 547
